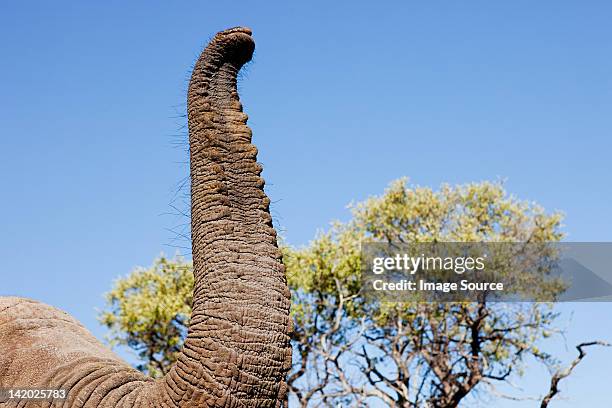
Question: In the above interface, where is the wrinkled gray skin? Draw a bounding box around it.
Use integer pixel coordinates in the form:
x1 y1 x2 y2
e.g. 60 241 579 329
0 27 292 408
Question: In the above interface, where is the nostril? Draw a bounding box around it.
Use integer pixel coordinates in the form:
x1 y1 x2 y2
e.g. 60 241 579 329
225 26 252 36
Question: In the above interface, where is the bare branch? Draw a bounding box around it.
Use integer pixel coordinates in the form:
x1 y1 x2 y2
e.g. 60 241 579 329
540 341 610 408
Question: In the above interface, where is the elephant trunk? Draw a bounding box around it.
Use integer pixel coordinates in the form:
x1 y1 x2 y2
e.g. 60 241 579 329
157 27 292 407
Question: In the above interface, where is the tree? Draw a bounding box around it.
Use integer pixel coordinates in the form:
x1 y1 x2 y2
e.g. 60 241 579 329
100 178 599 407
99 256 192 377
283 179 565 407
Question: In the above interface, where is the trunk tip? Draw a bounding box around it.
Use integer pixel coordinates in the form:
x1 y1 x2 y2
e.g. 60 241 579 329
202 26 255 68
217 26 252 37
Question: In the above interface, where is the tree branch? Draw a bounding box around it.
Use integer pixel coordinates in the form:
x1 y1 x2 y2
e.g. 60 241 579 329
540 340 610 408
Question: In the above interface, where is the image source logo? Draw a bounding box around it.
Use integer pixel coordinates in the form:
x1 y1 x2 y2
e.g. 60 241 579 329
362 242 612 302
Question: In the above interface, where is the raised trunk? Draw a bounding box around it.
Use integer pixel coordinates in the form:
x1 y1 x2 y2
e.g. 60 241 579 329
157 27 292 407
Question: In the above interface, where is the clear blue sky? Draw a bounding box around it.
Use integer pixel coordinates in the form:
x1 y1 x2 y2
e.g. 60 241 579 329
1 1 611 406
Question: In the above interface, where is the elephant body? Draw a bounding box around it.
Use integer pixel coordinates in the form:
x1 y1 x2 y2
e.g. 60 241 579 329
0 297 156 407
0 27 291 408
